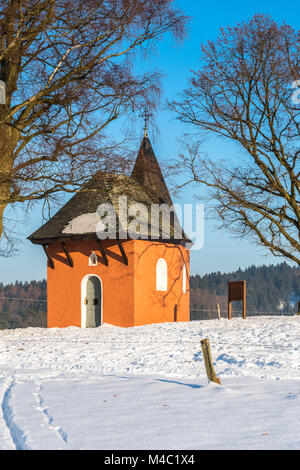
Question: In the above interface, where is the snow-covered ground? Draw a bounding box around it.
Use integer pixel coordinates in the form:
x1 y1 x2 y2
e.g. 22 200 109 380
0 316 299 450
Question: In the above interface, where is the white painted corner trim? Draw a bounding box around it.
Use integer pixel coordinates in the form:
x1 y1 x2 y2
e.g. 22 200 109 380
183 263 187 294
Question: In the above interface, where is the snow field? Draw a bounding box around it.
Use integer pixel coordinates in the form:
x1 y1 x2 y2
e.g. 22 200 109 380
0 316 299 449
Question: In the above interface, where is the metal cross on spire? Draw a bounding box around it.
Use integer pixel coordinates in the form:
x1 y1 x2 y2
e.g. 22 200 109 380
140 108 153 137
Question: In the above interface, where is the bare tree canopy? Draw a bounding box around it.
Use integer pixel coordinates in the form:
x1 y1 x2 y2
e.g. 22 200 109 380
0 0 187 247
170 14 300 265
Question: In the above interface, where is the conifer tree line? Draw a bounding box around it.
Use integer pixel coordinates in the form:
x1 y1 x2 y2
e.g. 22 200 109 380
191 263 300 320
0 279 46 328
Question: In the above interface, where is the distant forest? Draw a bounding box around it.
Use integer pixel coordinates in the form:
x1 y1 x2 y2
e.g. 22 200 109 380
191 262 300 320
0 263 299 328
0 280 47 329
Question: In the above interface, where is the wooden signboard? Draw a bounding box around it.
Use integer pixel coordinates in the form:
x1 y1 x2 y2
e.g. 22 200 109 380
228 281 246 319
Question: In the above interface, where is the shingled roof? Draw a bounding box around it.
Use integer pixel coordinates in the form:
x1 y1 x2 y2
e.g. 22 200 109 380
28 135 190 246
132 135 173 206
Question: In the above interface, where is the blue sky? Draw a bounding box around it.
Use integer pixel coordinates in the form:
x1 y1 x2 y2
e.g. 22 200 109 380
1 0 299 283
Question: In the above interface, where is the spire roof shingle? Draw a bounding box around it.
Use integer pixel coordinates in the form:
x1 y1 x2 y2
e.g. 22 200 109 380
28 135 190 246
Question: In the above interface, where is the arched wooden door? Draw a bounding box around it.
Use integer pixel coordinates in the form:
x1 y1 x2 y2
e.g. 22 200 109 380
85 276 102 327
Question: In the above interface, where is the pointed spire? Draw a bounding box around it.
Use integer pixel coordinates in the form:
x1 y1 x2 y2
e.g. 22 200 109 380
131 134 173 206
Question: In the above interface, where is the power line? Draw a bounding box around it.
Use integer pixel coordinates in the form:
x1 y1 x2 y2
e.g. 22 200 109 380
0 297 295 314
190 308 295 314
0 296 47 303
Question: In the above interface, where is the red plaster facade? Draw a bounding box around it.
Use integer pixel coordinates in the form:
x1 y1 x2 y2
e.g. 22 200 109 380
46 239 190 328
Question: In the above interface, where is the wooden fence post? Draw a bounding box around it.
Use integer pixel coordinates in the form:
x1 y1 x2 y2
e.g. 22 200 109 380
242 282 247 319
228 299 232 320
217 304 221 320
201 338 221 385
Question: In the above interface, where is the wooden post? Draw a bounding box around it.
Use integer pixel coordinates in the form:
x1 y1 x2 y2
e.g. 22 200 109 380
42 244 54 269
96 240 108 266
217 304 221 320
61 242 73 268
117 240 128 265
243 281 247 319
228 299 232 320
201 338 221 385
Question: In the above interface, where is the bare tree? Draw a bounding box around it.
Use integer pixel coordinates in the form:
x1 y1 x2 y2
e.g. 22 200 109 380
0 0 186 245
170 14 300 265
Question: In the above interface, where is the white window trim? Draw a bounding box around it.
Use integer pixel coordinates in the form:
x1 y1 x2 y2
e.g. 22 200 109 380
156 258 168 292
89 252 98 266
183 263 187 294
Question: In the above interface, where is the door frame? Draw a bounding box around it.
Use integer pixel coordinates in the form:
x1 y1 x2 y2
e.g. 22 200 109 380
81 274 103 328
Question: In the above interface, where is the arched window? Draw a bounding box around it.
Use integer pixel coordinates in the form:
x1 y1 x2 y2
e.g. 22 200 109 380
182 263 187 294
89 252 98 266
156 258 167 292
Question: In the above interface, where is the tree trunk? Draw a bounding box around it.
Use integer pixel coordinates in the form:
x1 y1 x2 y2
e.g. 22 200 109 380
0 118 18 241
0 201 7 239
